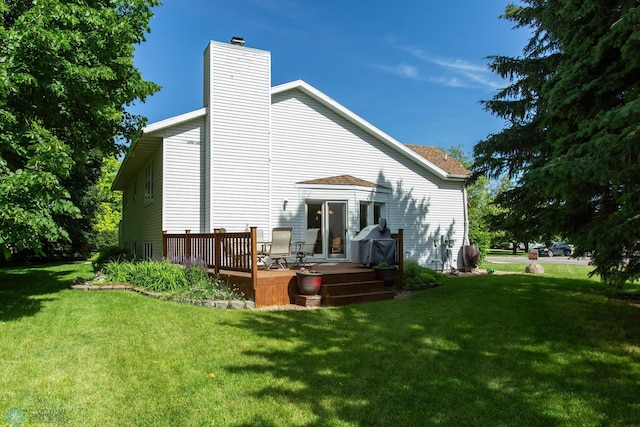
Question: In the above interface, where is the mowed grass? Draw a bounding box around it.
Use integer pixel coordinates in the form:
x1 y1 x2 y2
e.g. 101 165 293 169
1 262 640 426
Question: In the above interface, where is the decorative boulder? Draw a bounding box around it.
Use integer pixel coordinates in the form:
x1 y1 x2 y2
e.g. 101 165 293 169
525 263 544 274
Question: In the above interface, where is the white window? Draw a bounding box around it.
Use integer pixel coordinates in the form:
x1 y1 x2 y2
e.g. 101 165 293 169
131 242 137 259
144 162 153 204
359 202 370 231
133 180 137 203
374 202 385 224
359 202 386 229
144 242 153 260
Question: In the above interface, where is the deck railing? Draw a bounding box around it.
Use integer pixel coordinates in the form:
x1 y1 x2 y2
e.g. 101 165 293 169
163 227 403 291
392 229 404 276
163 227 259 279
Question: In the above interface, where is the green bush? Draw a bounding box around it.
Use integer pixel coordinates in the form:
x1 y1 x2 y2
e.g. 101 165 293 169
103 259 188 292
403 260 445 285
91 245 130 271
468 229 490 263
101 258 245 301
90 229 119 251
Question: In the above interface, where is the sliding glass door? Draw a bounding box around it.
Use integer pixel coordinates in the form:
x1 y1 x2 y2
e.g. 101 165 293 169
305 201 347 259
327 201 346 259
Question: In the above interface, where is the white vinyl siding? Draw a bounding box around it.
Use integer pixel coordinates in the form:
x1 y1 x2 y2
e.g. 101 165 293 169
204 41 271 232
120 149 162 260
162 118 204 233
270 90 467 268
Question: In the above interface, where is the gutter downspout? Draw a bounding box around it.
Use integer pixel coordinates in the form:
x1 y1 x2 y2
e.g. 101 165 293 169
462 186 470 246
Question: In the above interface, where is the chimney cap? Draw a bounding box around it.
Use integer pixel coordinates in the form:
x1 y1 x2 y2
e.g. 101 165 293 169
230 36 245 46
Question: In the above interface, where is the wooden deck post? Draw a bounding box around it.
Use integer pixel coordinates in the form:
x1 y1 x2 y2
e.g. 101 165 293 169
162 231 167 258
184 229 191 260
397 228 404 281
213 229 221 275
250 227 259 291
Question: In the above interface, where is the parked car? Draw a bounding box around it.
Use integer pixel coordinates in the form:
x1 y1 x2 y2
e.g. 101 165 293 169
519 242 543 252
538 242 572 257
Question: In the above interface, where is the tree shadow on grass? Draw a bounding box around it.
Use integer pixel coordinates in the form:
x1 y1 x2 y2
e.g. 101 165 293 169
0 262 88 322
222 275 640 426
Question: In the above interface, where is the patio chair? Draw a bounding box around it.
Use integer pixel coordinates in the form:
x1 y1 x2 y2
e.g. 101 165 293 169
265 227 292 269
255 228 268 268
331 236 343 254
295 228 320 266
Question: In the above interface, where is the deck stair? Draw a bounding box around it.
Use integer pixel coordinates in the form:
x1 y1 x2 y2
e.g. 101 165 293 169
319 269 395 306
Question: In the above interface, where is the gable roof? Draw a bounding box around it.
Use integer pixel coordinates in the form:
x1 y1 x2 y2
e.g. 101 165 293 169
272 80 471 181
112 108 207 190
297 175 389 189
114 81 471 191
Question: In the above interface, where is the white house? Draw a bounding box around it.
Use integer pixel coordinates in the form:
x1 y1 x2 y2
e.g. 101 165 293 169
112 38 471 271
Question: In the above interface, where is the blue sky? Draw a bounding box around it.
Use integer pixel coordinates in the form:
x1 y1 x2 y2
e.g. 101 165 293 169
130 1 530 158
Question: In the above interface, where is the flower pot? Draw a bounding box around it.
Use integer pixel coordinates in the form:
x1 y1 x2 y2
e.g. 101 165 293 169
374 266 399 289
296 272 323 295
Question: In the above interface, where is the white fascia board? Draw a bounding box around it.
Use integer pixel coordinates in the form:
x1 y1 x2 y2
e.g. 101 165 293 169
272 80 452 180
127 106 206 157
142 107 207 135
112 108 207 191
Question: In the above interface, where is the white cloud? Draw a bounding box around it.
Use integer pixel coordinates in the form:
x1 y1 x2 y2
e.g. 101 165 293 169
380 41 504 91
376 63 421 80
429 75 467 88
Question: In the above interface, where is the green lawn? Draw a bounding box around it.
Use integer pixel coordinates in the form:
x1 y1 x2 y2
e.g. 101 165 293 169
1 262 639 426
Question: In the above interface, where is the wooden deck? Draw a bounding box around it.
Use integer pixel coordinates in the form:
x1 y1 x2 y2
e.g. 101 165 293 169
164 228 403 308
214 262 397 308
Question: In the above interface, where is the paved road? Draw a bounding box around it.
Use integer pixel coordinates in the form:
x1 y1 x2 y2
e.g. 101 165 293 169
485 255 591 266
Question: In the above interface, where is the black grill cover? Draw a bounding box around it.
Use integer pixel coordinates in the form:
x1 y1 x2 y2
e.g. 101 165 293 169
351 219 396 266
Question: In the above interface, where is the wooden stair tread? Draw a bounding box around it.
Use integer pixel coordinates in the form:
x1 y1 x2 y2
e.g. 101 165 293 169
323 290 395 307
321 281 387 297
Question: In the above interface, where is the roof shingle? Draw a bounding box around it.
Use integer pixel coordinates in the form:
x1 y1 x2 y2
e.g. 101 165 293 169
405 145 471 177
297 175 388 188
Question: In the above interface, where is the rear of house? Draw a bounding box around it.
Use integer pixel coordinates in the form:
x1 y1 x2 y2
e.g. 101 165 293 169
112 38 470 271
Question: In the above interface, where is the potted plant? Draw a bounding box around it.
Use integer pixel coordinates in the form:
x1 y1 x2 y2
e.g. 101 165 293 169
295 267 323 295
373 261 399 289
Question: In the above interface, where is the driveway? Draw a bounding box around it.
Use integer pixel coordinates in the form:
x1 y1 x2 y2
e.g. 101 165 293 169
485 255 591 266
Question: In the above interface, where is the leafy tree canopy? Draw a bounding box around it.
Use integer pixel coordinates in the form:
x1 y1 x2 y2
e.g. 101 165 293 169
0 0 160 259
473 0 640 286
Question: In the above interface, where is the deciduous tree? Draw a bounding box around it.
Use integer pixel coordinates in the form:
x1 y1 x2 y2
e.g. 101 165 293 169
0 0 160 260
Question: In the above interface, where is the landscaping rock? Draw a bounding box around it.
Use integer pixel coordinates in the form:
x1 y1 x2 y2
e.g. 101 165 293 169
525 263 545 274
70 281 254 309
230 300 246 309
215 300 230 309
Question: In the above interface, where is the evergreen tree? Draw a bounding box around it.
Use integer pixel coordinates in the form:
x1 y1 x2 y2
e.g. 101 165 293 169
474 0 640 286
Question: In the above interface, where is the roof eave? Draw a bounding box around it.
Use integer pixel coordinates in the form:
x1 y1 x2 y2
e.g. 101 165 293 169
111 108 208 191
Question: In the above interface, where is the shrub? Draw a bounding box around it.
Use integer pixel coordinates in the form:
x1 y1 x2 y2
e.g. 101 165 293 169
468 229 490 263
101 258 245 301
91 245 130 271
169 274 246 303
403 260 444 285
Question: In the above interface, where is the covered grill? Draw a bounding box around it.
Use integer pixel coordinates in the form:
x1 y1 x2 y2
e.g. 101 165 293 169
351 218 396 266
